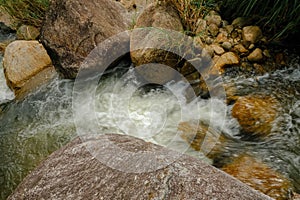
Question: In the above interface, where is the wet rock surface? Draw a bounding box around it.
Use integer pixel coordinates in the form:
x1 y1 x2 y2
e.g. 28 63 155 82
8 134 271 200
231 95 280 137
222 154 293 200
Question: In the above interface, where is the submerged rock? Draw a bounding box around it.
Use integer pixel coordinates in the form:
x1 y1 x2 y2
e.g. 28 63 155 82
8 134 271 200
41 0 130 78
232 95 280 137
222 154 293 200
178 121 227 159
3 40 56 98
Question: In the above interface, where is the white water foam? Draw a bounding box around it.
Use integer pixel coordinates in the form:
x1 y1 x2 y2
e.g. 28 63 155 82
0 56 14 102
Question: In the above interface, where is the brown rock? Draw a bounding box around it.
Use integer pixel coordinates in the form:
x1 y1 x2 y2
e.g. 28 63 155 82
208 23 219 37
215 32 228 43
133 2 183 31
120 0 152 13
41 0 130 78
130 2 184 83
210 44 225 55
263 49 271 58
242 26 263 44
233 44 248 54
224 25 234 34
222 154 293 200
248 48 263 62
248 43 255 50
213 52 240 74
206 14 222 27
195 18 207 35
178 121 226 159
3 40 55 97
8 134 272 200
293 193 300 200
204 36 214 45
16 25 40 40
232 95 280 137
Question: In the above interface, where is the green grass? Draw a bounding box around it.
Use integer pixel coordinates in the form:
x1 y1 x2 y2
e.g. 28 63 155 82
219 0 300 40
171 0 217 35
0 0 49 28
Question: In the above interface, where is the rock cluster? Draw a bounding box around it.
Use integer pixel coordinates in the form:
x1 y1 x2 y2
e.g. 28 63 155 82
194 14 281 75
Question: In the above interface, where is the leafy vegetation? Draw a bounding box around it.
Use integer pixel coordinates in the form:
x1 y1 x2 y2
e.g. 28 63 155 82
0 0 49 28
219 0 300 40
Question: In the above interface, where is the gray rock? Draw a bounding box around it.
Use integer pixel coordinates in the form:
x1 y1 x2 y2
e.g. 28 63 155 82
41 0 130 78
8 134 272 200
221 42 232 50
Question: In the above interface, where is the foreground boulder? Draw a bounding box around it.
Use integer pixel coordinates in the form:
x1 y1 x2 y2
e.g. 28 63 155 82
8 134 271 200
41 0 130 78
3 40 56 98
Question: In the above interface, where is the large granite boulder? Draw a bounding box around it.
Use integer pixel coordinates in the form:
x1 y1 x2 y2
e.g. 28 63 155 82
130 2 184 84
3 40 56 98
41 0 130 78
8 134 271 200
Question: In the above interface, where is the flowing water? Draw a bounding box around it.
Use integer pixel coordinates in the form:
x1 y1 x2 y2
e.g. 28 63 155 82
0 48 300 198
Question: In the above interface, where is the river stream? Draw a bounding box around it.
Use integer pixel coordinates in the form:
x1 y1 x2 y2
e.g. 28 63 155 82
0 46 300 199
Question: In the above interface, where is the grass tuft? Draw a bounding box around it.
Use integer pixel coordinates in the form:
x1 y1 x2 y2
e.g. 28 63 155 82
0 0 50 28
171 0 217 35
